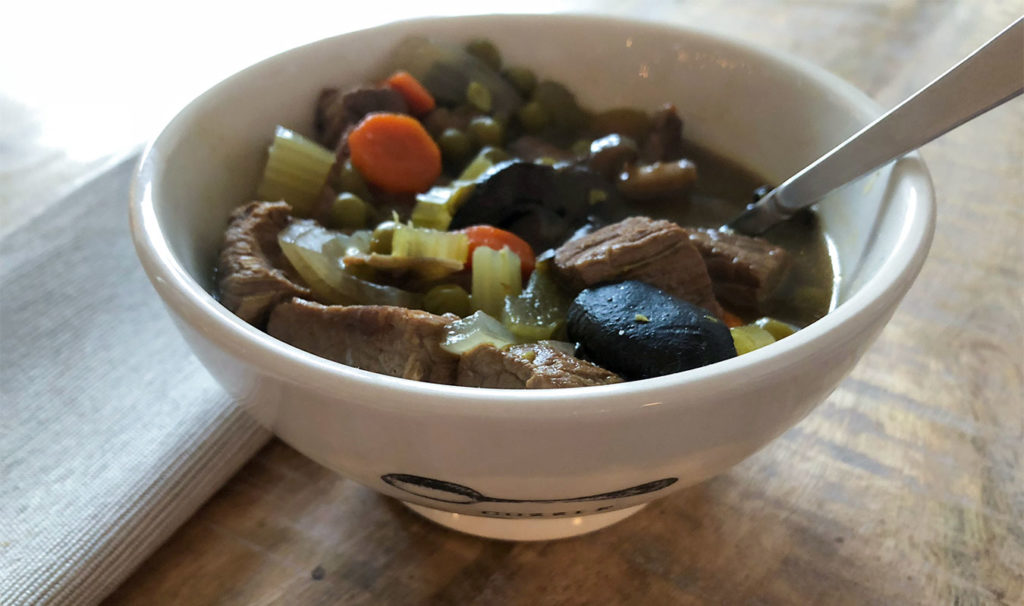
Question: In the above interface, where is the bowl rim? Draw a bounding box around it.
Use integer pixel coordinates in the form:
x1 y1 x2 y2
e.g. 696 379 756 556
129 12 935 419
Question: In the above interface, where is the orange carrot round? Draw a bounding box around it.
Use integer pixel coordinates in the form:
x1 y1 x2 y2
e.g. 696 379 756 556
385 71 436 116
347 113 441 194
460 225 536 279
721 309 744 328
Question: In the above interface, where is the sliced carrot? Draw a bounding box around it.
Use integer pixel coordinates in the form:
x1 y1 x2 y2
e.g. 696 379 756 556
721 309 744 328
347 113 442 194
459 225 536 279
385 71 436 116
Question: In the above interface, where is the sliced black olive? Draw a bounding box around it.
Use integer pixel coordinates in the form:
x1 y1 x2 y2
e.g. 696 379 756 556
449 161 620 251
567 280 736 380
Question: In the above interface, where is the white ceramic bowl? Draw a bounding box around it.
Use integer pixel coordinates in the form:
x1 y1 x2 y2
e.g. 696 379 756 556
130 14 934 540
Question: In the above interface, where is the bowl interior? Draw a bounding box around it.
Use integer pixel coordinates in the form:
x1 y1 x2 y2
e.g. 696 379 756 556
141 14 932 376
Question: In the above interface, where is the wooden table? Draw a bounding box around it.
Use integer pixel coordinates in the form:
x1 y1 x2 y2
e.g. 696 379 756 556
11 2 1021 604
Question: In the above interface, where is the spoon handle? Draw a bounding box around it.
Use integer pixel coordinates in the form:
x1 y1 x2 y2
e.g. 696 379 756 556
729 17 1023 235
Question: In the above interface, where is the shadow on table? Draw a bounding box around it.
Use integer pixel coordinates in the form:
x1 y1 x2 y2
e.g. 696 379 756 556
106 439 916 605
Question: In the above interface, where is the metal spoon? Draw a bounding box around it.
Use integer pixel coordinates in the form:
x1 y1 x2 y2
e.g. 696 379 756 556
727 17 1023 235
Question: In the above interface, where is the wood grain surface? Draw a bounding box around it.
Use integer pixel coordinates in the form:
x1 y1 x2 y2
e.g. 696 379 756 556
104 2 1022 604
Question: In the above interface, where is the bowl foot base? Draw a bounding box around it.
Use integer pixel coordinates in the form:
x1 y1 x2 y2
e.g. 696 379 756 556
401 502 646 541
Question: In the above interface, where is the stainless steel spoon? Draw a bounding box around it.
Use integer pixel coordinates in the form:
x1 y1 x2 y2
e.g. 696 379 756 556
727 17 1023 235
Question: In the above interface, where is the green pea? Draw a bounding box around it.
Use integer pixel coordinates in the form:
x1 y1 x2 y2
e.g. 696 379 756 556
532 81 588 134
439 128 473 165
517 100 549 133
464 38 502 71
466 81 492 113
793 286 832 318
330 193 368 229
468 116 504 147
424 284 473 317
370 221 398 255
337 159 373 202
503 66 537 96
411 192 452 230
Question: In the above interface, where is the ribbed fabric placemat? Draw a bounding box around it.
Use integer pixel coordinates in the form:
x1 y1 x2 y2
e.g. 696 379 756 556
0 157 271 605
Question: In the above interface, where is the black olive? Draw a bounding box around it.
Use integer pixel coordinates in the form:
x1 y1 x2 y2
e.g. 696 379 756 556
449 161 620 252
567 281 736 380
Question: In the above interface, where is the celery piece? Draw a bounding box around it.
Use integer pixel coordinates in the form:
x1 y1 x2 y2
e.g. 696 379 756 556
446 182 477 214
257 126 335 217
471 246 522 318
501 262 571 341
755 317 798 340
730 325 776 355
440 311 516 355
458 146 510 181
391 224 469 264
503 296 557 341
411 182 477 224
411 189 453 230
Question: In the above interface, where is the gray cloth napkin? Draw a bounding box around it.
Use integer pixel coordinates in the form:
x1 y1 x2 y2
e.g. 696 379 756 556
0 157 271 605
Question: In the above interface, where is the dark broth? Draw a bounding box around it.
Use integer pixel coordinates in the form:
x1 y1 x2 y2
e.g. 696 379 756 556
619 141 835 328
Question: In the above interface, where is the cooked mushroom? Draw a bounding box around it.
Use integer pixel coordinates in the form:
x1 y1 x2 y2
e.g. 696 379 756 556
448 161 620 251
568 280 736 380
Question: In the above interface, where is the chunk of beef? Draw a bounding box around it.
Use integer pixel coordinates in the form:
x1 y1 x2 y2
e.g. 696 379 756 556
640 104 683 162
217 201 310 326
457 343 622 389
314 86 408 150
266 299 458 384
681 227 790 315
553 216 724 317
